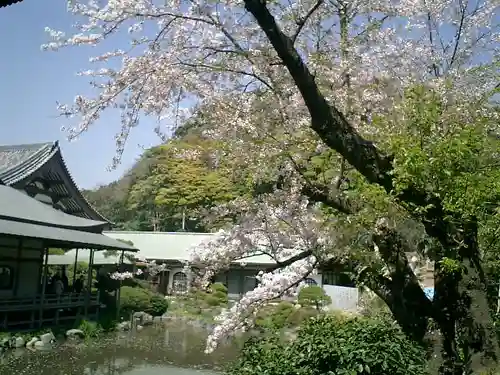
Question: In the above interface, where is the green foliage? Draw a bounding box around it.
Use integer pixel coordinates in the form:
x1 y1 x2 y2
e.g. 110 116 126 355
229 315 428 375
207 282 229 306
77 319 103 339
119 286 169 319
376 86 500 221
298 285 332 311
255 302 318 330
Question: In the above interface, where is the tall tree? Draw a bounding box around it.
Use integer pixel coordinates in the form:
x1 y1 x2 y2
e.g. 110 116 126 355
127 137 244 231
44 0 499 373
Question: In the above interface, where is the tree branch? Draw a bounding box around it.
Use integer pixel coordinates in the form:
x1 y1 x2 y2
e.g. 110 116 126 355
265 249 313 272
244 0 394 190
291 0 324 44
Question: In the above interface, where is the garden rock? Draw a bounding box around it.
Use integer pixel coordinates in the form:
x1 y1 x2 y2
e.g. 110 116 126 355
13 337 25 348
117 321 131 331
66 329 85 340
34 340 50 350
40 332 55 345
26 337 39 348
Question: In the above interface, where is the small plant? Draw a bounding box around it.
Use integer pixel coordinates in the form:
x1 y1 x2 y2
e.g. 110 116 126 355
77 320 103 339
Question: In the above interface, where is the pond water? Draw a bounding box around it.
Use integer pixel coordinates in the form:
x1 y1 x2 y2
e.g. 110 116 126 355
0 325 237 375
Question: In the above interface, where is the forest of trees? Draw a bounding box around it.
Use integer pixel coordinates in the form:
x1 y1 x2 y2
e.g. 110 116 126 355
82 124 249 233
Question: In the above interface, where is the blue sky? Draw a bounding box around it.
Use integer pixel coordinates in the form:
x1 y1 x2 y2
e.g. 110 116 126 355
0 0 162 190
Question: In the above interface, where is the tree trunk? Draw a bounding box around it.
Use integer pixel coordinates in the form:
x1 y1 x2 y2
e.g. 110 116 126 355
433 219 499 375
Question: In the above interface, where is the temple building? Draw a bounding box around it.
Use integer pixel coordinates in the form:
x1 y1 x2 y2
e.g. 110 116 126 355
0 141 135 331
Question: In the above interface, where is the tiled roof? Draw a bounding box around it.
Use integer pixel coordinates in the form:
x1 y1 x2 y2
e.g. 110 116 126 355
104 231 276 265
0 142 56 185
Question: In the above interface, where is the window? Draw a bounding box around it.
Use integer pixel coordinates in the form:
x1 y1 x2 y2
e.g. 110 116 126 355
304 278 317 286
172 272 188 294
322 272 355 287
0 266 13 290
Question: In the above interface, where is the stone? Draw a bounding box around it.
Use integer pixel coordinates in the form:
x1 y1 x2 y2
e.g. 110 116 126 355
40 332 55 345
26 337 39 348
142 318 154 326
13 337 25 348
0 338 11 349
65 329 85 340
117 321 131 331
34 340 50 350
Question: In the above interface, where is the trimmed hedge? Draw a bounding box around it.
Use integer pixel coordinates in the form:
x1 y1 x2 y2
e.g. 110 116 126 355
119 286 169 318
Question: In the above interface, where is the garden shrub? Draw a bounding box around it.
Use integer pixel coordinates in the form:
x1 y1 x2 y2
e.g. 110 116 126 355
119 286 169 319
298 285 332 310
255 301 295 329
255 301 319 330
229 314 427 375
203 282 228 307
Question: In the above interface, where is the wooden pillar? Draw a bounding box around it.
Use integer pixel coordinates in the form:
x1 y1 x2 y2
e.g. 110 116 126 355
38 247 49 328
13 239 23 297
84 249 95 318
72 248 79 288
115 250 125 321
238 268 245 298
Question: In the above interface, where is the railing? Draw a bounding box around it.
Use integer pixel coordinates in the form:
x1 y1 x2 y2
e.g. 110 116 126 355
0 292 99 312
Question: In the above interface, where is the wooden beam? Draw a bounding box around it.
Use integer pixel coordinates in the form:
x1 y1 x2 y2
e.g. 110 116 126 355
0 256 40 263
30 177 65 189
0 244 44 251
24 185 70 203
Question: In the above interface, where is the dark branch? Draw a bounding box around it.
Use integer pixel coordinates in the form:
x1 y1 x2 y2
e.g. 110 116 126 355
244 0 394 190
291 0 324 44
265 249 313 272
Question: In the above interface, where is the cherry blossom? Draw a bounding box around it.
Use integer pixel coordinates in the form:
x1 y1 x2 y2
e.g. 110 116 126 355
43 0 499 352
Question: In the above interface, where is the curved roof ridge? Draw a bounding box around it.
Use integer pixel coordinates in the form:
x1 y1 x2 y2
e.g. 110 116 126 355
0 142 57 185
0 0 23 8
0 141 110 224
54 145 111 223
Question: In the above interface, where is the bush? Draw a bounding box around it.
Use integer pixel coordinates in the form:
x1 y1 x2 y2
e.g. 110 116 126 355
203 282 228 307
119 286 169 319
255 302 319 330
298 285 332 311
229 314 427 375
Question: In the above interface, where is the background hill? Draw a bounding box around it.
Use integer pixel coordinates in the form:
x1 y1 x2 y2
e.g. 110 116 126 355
82 124 250 232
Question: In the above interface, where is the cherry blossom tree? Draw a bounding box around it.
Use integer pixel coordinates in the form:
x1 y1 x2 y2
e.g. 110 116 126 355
43 0 500 373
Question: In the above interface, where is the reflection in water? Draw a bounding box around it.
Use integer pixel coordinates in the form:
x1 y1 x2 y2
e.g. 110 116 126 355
0 325 235 375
